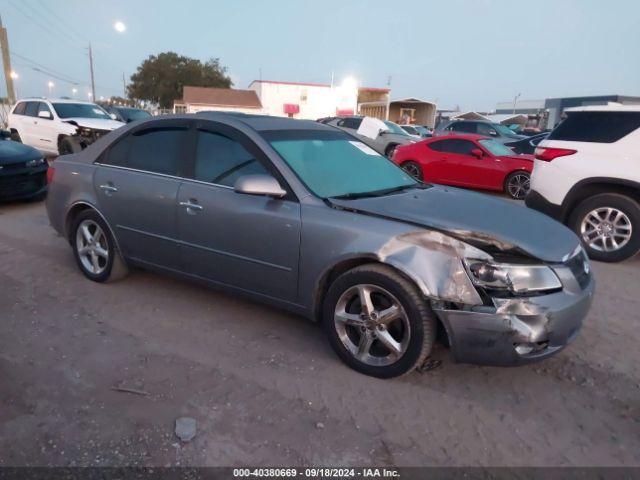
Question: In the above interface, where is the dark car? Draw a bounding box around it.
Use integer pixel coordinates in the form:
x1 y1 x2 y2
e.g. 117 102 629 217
505 133 548 155
438 120 526 144
0 131 48 201
104 105 152 123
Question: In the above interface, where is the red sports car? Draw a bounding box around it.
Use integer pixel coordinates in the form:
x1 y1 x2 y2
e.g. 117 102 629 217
392 134 534 199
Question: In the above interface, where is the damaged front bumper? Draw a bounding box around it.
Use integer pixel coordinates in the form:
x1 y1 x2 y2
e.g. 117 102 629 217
433 272 594 366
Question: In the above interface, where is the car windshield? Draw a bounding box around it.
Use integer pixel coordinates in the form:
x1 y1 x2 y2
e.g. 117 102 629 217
264 129 418 199
479 139 516 156
52 103 111 119
383 120 411 136
402 126 418 135
118 108 152 121
493 123 522 139
414 126 430 135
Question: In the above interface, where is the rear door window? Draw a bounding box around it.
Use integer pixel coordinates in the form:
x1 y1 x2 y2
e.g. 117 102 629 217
548 111 640 143
24 102 39 117
338 117 363 129
450 122 476 133
102 126 189 176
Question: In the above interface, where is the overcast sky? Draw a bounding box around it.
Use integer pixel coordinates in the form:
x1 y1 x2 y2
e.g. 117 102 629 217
1 0 639 111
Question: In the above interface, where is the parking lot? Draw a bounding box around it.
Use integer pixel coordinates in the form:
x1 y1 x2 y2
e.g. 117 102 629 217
0 199 637 467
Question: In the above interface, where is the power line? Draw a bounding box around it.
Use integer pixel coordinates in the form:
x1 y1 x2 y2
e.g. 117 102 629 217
35 0 88 44
10 51 82 84
8 0 83 49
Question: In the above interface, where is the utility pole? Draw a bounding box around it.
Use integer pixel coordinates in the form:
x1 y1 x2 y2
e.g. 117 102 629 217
122 72 126 98
512 92 521 114
88 43 96 102
0 15 16 104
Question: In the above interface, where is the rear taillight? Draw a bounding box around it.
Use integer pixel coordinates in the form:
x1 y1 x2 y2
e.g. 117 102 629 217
534 147 577 162
46 165 55 184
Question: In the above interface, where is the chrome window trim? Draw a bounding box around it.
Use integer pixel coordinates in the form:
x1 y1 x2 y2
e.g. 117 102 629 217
94 162 235 190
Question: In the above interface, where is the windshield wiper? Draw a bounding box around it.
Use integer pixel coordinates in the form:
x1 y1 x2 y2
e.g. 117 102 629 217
329 184 419 200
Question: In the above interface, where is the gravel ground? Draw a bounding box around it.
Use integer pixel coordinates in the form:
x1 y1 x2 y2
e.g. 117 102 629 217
0 200 638 467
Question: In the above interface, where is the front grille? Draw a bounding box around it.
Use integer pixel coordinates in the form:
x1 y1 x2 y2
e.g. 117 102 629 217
0 172 46 197
565 250 591 290
0 161 26 171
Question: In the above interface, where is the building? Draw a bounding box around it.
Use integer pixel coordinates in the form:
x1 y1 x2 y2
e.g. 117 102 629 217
388 98 437 128
248 80 358 119
495 99 545 115
544 95 640 127
357 87 391 119
173 86 262 114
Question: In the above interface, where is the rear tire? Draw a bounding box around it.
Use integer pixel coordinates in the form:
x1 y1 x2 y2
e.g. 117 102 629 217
323 263 436 378
401 161 423 181
71 210 128 282
569 193 640 262
505 171 530 200
385 144 399 159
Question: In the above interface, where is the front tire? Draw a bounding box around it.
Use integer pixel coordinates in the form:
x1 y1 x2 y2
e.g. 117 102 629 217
505 171 530 199
569 193 640 262
323 264 436 378
59 136 83 156
71 210 128 282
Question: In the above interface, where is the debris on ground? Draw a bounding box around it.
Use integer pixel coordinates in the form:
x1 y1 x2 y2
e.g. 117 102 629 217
417 358 442 373
175 417 197 442
110 385 150 396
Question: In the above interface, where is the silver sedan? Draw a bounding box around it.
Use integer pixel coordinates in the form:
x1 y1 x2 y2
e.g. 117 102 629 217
46 112 594 378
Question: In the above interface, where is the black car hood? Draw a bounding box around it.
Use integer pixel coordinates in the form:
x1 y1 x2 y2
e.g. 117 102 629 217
0 140 41 165
330 185 580 263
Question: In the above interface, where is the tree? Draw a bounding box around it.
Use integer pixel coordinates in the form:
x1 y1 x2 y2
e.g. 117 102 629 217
127 52 232 109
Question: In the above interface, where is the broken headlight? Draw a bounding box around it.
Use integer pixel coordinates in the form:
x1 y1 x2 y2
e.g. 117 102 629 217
464 260 562 293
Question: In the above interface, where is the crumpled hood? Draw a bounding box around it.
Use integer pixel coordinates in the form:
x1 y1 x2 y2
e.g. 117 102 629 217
330 185 580 263
63 117 125 131
0 139 42 165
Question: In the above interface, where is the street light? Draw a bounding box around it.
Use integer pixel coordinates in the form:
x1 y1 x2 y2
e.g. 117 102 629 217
513 92 522 114
72 87 77 97
87 92 93 99
48 81 55 95
10 71 18 99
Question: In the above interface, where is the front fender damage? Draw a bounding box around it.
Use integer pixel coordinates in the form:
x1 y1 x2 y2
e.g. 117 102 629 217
376 230 489 306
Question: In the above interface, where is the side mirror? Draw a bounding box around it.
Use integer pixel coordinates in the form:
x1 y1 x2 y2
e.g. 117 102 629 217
487 129 498 136
38 110 52 119
109 113 118 120
234 174 286 198
471 148 484 159
378 129 387 136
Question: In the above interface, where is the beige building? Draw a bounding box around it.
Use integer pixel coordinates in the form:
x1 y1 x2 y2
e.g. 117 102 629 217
173 86 263 114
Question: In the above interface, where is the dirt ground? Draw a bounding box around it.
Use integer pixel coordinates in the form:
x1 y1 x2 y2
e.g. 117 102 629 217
0 200 638 467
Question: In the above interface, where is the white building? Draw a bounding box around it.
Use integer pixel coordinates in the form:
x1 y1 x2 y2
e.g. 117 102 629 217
248 80 358 119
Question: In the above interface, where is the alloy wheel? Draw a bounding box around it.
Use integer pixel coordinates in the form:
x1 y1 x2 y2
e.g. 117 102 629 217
580 207 632 252
402 163 421 180
507 173 530 199
75 219 109 275
334 284 410 367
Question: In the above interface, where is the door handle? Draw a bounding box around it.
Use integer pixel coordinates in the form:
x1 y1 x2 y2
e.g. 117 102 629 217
99 184 118 196
179 200 203 213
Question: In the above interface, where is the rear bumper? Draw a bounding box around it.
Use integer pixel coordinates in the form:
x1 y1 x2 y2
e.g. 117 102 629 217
525 189 564 222
433 278 594 366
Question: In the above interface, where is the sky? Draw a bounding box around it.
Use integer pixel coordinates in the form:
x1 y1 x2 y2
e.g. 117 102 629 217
1 0 639 111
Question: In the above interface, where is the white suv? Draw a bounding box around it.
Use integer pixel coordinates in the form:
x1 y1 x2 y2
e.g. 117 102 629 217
526 104 640 262
8 98 124 156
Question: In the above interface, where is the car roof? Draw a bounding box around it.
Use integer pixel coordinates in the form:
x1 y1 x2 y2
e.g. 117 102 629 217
431 133 489 141
18 97 97 105
565 104 640 113
195 111 334 131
